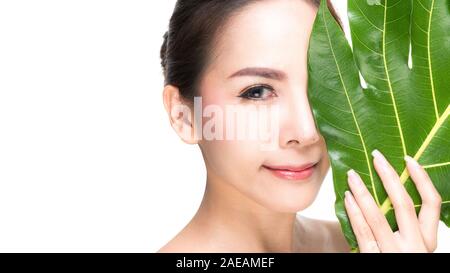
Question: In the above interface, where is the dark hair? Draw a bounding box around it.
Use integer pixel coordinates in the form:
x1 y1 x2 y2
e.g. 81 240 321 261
160 0 342 102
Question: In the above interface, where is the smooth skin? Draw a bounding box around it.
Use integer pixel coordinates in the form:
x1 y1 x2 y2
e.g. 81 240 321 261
159 0 441 253
345 151 441 253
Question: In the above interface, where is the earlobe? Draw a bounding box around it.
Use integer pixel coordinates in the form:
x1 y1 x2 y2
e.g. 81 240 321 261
162 85 198 144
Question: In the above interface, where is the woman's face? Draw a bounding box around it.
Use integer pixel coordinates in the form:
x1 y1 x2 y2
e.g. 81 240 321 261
196 0 330 213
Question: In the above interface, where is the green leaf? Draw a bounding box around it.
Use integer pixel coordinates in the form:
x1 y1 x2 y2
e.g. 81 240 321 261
307 0 450 251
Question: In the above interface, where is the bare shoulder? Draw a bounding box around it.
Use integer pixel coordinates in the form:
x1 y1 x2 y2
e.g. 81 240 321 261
157 227 206 253
157 223 226 253
157 237 186 253
295 215 351 253
157 240 192 253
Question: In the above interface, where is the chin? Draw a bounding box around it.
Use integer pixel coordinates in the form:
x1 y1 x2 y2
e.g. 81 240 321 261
276 196 317 213
250 174 323 213
255 188 321 213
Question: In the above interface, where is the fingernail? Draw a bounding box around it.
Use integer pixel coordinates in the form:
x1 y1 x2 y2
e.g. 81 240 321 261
372 149 383 159
372 149 388 168
345 191 355 206
404 155 421 167
347 169 362 186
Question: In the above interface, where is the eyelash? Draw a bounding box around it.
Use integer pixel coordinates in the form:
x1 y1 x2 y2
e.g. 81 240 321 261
238 84 277 101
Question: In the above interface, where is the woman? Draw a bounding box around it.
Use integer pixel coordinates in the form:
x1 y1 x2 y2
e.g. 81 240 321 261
158 0 442 253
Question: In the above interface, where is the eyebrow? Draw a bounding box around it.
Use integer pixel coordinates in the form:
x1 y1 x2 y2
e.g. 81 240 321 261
228 67 287 81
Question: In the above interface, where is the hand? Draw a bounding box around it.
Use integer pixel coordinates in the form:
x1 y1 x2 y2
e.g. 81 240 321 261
344 149 442 253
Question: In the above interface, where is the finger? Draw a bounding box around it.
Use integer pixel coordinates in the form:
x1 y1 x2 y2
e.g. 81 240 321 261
344 191 380 253
372 149 421 240
405 155 441 251
347 169 396 251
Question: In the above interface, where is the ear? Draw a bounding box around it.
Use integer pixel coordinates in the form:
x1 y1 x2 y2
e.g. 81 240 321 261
162 85 198 144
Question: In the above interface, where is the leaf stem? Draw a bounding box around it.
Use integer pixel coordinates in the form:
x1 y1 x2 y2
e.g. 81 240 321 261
380 105 450 214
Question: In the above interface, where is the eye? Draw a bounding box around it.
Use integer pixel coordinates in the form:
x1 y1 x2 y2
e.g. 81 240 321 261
238 85 276 100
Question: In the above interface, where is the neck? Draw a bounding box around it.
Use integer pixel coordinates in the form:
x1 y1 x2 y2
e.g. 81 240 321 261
190 171 297 252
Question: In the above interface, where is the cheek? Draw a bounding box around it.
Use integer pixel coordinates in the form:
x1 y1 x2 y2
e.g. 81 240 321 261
200 103 280 146
198 86 267 180
201 139 263 179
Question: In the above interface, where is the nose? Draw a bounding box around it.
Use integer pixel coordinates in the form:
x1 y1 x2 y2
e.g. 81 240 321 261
279 89 321 149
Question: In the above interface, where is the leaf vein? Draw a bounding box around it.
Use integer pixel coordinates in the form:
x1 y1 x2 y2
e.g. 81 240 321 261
323 7 380 206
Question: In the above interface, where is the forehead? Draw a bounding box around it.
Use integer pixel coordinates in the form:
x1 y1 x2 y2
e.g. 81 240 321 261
208 0 318 74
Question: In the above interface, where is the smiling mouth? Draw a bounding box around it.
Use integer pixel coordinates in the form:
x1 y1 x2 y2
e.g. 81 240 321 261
262 162 318 181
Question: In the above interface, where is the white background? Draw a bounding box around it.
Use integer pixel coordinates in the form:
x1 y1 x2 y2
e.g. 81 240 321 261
0 0 448 252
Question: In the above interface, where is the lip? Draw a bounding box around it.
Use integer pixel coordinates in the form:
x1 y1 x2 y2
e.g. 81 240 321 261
262 162 317 181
